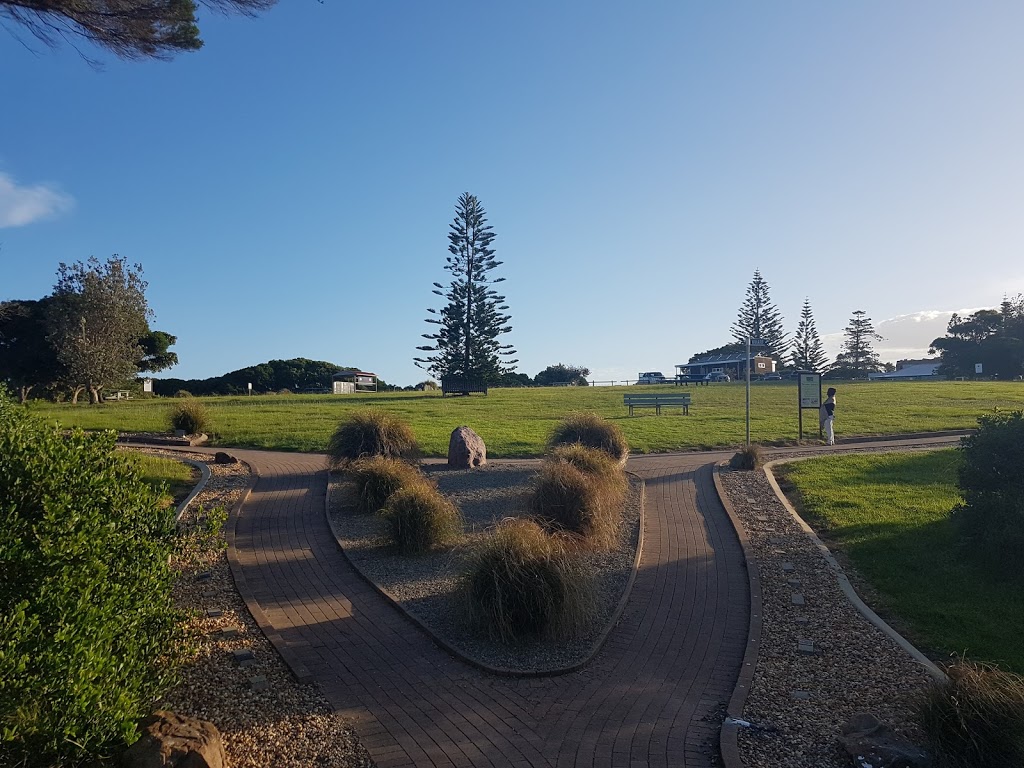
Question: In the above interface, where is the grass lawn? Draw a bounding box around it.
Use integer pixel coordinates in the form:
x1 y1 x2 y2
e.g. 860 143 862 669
119 450 197 506
777 450 1024 673
26 380 1024 457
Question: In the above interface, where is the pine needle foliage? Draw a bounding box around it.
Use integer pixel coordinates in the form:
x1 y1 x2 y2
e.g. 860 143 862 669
347 456 423 515
790 298 829 372
918 659 1024 768
546 412 628 463
731 269 790 361
384 482 462 556
463 518 594 643
326 409 419 468
414 193 517 384
832 310 885 377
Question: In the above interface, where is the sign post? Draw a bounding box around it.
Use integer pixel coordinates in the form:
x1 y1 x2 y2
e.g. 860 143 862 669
247 382 253 396
746 338 767 446
797 371 822 442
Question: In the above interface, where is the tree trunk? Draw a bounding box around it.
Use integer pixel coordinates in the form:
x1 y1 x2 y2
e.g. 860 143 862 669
89 387 101 404
18 385 33 404
70 386 85 404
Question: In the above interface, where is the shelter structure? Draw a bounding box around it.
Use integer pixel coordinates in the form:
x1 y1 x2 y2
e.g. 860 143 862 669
676 353 776 380
332 371 378 394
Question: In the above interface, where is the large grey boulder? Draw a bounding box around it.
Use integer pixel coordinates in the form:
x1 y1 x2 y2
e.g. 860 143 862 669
838 713 930 768
121 710 226 768
448 426 486 469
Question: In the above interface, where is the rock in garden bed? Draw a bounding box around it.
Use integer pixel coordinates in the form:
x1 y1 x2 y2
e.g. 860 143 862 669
328 462 642 674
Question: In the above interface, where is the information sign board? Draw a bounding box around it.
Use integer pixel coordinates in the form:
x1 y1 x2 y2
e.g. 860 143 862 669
799 373 822 409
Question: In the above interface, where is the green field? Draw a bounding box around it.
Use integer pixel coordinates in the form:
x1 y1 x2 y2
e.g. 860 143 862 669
778 450 1024 673
119 450 197 505
26 380 1024 457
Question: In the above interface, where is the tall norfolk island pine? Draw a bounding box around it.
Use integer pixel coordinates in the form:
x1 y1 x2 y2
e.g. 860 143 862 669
790 298 829 372
415 194 517 384
731 270 790 362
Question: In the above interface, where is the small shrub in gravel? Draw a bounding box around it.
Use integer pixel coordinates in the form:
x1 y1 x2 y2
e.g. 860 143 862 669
530 459 622 549
918 659 1024 768
174 389 192 398
327 409 419 468
348 456 422 514
463 518 594 643
385 481 462 555
169 398 209 435
547 412 628 463
730 444 764 471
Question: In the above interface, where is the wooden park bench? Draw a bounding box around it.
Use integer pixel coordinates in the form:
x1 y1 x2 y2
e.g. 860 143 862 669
624 392 691 416
441 377 488 397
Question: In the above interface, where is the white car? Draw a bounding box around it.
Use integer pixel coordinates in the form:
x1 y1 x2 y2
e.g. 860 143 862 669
704 372 731 383
637 372 667 384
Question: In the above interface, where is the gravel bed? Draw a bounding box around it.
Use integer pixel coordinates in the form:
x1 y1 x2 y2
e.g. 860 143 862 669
120 447 372 768
329 463 643 673
719 447 940 768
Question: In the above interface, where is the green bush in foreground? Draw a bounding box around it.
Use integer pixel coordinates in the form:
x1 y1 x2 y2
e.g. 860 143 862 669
327 409 419 468
348 456 422 514
547 412 628 463
954 410 1024 575
0 391 180 766
168 398 209 435
385 481 462 555
464 518 594 644
918 660 1024 768
531 459 624 549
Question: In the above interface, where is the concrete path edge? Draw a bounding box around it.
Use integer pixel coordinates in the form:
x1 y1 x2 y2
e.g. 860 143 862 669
323 468 648 678
762 457 947 683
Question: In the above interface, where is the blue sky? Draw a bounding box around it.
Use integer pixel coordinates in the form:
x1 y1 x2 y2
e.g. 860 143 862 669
3 2 1023 385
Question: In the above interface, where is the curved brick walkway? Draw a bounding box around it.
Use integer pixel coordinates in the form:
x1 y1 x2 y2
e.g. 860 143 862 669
209 448 747 768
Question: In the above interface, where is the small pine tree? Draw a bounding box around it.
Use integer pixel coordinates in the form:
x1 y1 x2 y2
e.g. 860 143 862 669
832 310 884 377
731 270 790 361
414 193 518 384
790 298 828 371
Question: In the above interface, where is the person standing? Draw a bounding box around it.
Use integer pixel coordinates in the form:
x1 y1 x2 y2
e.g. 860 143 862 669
819 387 837 445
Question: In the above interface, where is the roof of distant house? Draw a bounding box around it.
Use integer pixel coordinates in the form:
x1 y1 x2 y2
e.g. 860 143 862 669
868 362 941 380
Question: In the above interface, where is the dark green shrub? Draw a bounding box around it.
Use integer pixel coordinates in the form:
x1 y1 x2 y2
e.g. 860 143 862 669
385 481 462 555
547 412 628 463
730 444 764 471
463 518 594 643
348 456 422 514
0 391 179 766
953 410 1024 574
326 409 419 469
918 660 1024 768
174 389 192 398
168 398 209 435
530 459 623 549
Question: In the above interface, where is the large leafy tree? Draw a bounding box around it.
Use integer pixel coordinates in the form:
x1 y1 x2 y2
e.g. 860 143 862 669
930 297 1024 379
0 298 64 402
790 298 828 372
731 270 790 361
47 255 152 404
415 193 517 384
534 363 590 387
830 310 884 378
1 0 276 61
137 329 178 373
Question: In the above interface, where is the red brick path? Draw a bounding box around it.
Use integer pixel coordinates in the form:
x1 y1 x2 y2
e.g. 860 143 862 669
223 450 747 768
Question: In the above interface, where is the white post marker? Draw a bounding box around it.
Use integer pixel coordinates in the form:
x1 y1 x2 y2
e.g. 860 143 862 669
248 382 253 396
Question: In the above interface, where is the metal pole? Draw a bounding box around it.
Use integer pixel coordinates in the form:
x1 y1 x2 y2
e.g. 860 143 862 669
745 335 751 446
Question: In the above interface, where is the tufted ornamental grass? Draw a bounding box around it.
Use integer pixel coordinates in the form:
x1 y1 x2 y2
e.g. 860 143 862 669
546 411 628 463
918 659 1024 768
530 459 624 550
168 398 209 435
729 443 764 471
347 456 422 515
463 518 594 644
384 481 462 556
327 409 419 469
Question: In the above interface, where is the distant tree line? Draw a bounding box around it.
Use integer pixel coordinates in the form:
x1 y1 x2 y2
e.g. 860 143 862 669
154 358 372 396
930 296 1024 379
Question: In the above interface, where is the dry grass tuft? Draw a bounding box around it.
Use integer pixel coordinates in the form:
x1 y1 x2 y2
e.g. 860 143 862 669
385 481 462 555
326 409 419 468
547 412 628 463
347 456 422 514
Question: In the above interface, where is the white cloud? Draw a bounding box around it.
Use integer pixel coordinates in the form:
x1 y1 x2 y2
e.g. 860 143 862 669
0 172 74 228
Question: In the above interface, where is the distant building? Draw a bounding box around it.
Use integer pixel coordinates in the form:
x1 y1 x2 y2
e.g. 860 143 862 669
868 359 941 381
676 353 776 380
332 371 378 394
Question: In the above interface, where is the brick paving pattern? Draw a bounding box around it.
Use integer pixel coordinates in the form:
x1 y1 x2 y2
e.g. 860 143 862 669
221 449 748 767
